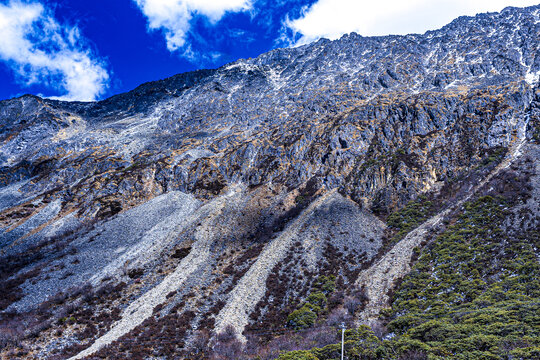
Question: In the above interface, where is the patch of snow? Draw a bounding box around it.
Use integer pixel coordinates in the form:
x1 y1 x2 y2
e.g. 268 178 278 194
224 61 260 73
444 80 459 90
173 148 215 166
267 68 285 90
525 70 540 85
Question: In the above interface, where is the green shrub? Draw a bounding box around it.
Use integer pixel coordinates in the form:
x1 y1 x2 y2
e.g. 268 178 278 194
279 326 384 360
287 304 318 329
386 195 435 244
277 350 319 360
315 275 336 294
510 346 540 360
285 276 336 331
306 292 327 309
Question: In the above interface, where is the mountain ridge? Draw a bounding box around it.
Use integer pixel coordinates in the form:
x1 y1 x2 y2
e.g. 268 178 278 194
4 4 540 108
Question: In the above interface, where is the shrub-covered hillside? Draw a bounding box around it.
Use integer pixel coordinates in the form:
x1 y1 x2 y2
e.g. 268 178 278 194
276 145 540 360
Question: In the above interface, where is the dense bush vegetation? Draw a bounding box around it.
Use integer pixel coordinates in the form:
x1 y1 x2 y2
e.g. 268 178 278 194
383 194 540 359
287 276 335 330
386 195 435 243
276 326 385 360
278 167 540 359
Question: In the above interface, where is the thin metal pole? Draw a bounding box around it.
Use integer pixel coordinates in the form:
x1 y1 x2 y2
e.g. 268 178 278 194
341 322 345 360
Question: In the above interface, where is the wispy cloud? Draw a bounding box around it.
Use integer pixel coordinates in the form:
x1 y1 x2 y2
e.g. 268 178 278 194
133 0 252 56
284 0 540 46
0 0 109 101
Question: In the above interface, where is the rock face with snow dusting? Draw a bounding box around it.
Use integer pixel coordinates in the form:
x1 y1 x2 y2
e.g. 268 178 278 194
0 5 539 360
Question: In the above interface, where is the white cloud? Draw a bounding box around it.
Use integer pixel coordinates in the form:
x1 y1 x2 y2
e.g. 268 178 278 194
286 0 540 45
134 0 252 53
0 0 109 101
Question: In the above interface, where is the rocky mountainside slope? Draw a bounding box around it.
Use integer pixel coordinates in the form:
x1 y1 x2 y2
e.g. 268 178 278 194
0 4 539 360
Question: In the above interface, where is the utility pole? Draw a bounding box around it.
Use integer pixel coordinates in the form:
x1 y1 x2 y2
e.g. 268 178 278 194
341 322 345 360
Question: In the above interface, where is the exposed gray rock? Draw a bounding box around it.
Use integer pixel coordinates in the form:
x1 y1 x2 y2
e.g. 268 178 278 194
0 199 61 250
10 191 200 312
214 190 386 339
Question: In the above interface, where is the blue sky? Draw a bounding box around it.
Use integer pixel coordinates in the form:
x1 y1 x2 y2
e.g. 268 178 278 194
0 0 538 102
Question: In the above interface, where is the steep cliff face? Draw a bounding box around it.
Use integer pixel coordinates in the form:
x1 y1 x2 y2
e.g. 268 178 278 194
0 5 539 360
1 6 539 212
